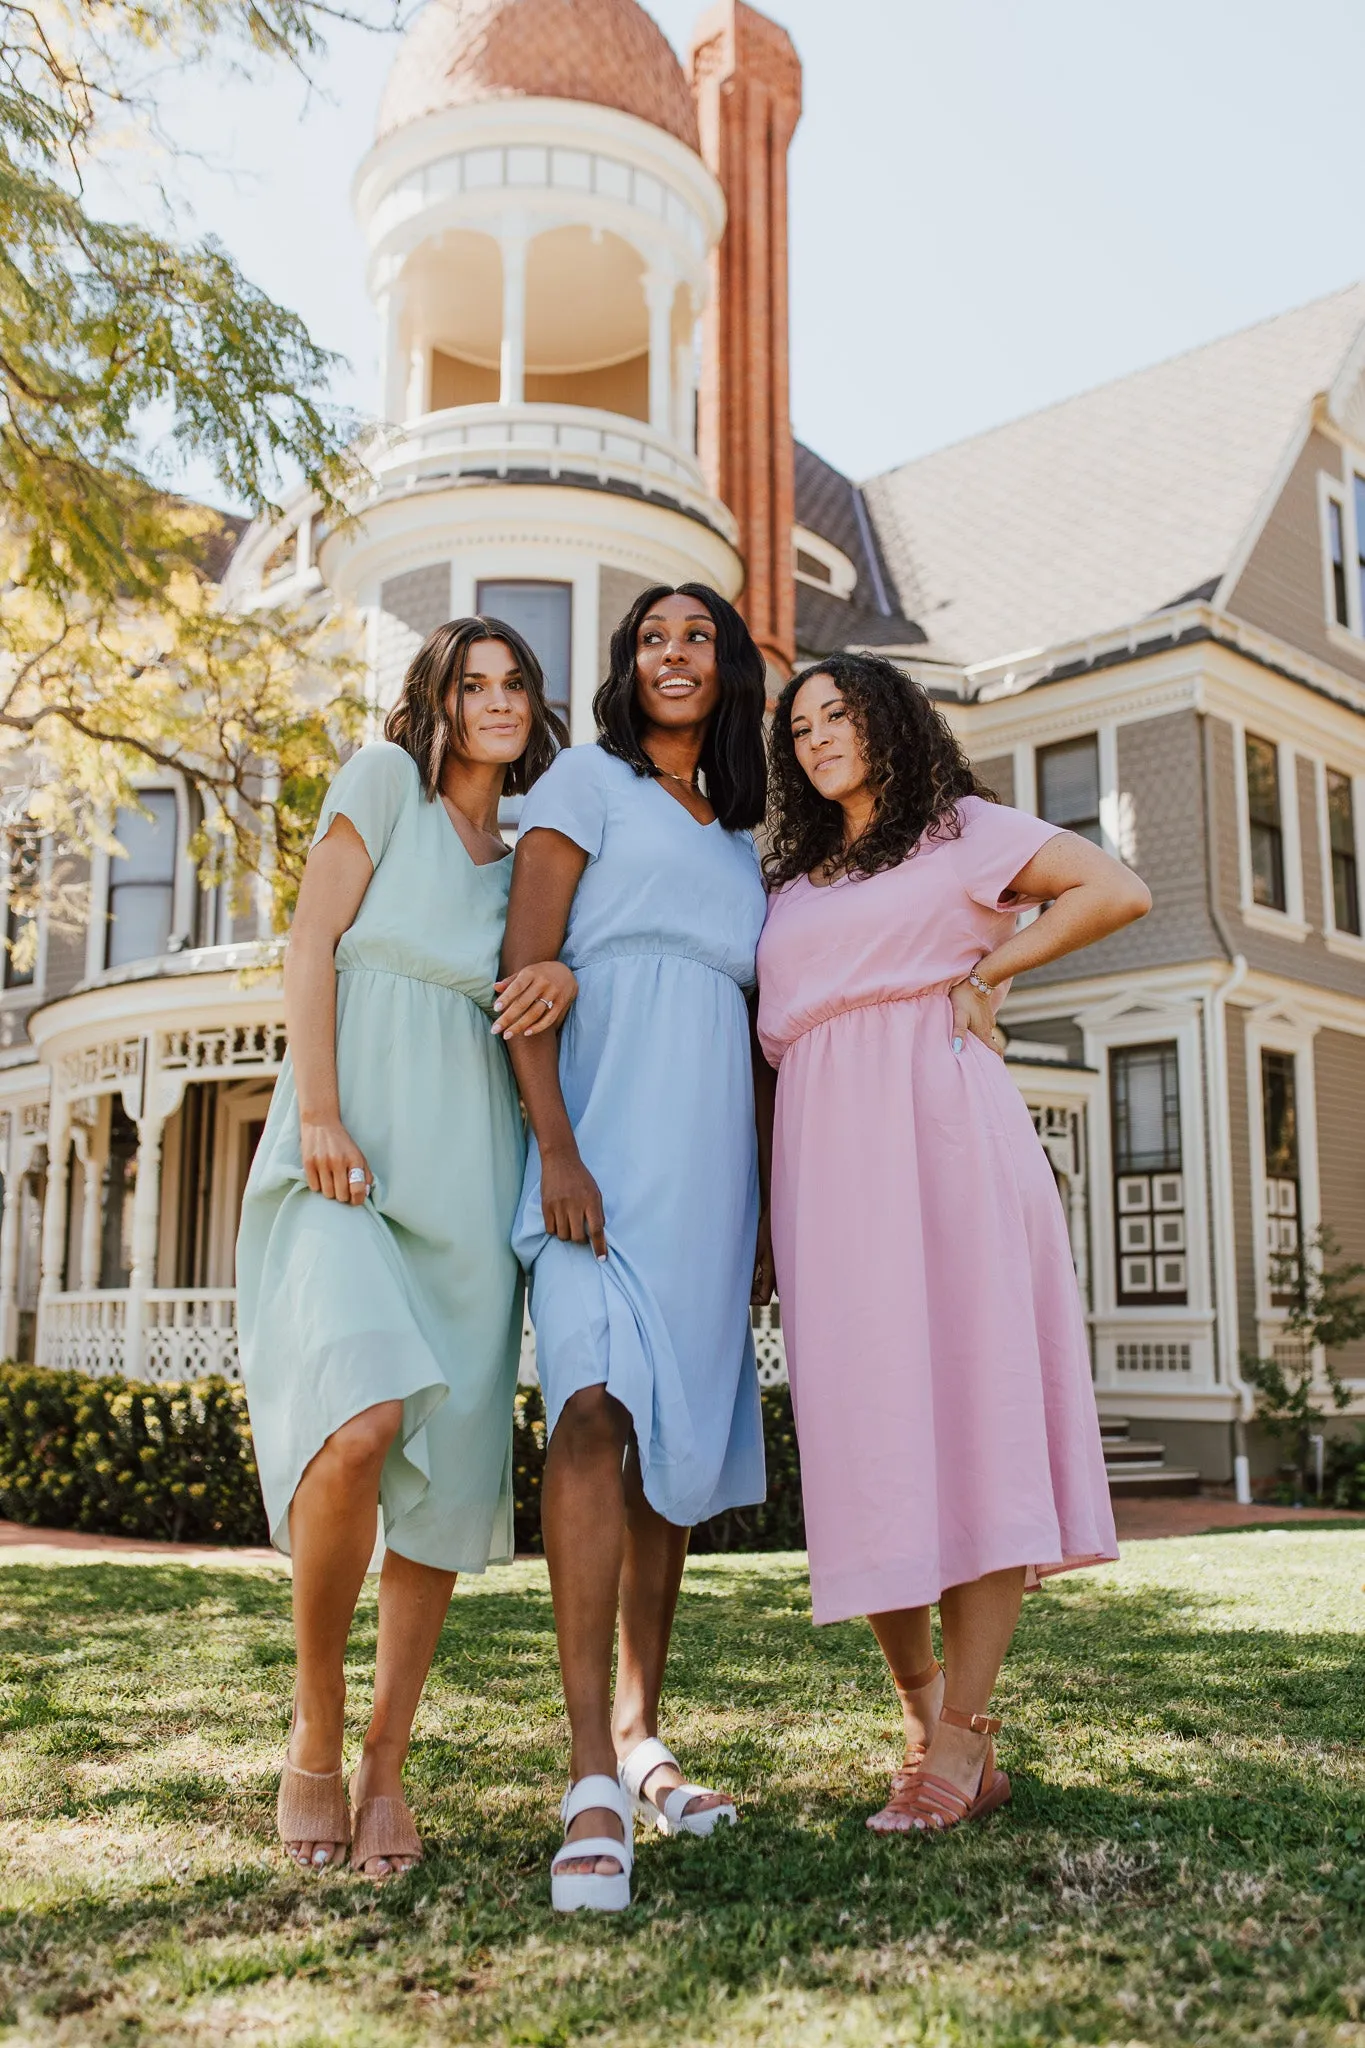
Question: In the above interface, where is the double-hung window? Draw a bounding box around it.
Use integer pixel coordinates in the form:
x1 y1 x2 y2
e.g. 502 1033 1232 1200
475 580 572 729
1037 735 1102 844
1110 1042 1187 1306
105 794 178 969
1260 1049 1301 1307
1326 769 1361 936
2 830 39 990
1245 733 1286 911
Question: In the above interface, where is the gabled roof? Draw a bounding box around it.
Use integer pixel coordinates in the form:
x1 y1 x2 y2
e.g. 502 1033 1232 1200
792 441 934 660
862 280 1365 667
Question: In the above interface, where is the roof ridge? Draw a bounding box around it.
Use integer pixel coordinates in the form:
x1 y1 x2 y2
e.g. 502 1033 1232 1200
866 275 1365 487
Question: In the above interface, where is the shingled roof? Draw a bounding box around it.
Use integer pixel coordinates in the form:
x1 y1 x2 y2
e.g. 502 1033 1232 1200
793 441 932 661
861 280 1365 667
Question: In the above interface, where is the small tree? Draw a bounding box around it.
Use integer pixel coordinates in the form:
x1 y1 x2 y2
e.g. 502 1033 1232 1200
1241 1226 1365 1499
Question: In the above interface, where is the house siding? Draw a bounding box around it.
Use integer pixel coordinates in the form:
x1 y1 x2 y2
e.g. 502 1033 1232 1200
1225 428 1365 688
377 563 453 708
1315 1027 1365 1376
973 753 1014 806
1029 709 1222 986
598 568 655 684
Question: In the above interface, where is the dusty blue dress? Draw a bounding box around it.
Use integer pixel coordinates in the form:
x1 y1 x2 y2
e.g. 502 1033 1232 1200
511 743 767 1527
236 741 525 1572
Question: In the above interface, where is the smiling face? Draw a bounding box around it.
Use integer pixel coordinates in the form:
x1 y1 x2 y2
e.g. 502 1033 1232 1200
788 674 873 806
445 637 533 766
633 592 722 732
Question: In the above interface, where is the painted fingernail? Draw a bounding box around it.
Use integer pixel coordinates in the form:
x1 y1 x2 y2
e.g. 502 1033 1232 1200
596 1253 608 1264
952 1035 965 1054
312 1848 329 1866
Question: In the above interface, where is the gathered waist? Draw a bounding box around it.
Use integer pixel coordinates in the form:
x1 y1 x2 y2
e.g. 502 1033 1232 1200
571 944 754 991
767 984 955 1060
337 960 493 1007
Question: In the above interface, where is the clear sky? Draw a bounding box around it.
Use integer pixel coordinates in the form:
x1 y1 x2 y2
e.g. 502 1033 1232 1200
114 0 1365 501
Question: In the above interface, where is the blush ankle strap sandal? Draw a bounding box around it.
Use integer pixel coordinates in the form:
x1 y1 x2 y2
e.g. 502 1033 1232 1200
867 1656 944 1833
899 1705 1012 1834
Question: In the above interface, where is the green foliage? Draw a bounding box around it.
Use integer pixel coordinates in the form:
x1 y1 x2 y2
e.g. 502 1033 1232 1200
0 1362 267 1544
0 1367 805 1556
1240 1225 1365 1498
1323 1424 1365 1511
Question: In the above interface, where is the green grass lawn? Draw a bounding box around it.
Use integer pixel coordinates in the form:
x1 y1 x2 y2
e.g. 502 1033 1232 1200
1 1533 1364 2047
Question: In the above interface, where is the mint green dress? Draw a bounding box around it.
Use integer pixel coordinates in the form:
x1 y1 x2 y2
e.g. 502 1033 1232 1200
236 740 525 1572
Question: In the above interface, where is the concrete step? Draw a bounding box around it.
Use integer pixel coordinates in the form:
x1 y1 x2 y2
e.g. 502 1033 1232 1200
1105 1465 1201 1498
1104 1439 1171 1465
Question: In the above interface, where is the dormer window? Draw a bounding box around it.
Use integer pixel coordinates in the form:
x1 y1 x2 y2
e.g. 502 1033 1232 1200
1318 465 1365 637
1327 494 1349 626
792 526 858 600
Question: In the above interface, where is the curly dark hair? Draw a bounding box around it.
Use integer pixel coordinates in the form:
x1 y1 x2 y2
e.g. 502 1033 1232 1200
384 615 567 799
594 583 767 832
764 651 994 886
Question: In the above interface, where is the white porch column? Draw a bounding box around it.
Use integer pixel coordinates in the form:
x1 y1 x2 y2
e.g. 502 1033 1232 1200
379 281 408 424
643 271 676 438
122 1048 165 1380
0 1130 22 1359
499 232 528 407
36 1091 72 1362
406 336 430 420
77 1130 102 1291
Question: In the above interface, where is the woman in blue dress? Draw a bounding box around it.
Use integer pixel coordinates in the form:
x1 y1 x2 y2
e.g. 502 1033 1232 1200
505 584 771 1912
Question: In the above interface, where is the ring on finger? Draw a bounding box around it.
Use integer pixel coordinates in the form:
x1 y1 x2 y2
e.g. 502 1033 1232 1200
347 1166 367 1186
541 996 554 1013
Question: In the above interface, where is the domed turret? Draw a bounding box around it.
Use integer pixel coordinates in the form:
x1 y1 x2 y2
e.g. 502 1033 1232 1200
378 0 700 153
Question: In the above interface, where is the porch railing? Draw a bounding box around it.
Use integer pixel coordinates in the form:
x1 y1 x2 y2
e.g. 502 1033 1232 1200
38 1288 239 1383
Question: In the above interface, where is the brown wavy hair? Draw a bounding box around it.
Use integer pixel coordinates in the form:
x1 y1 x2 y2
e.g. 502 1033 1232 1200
384 615 567 798
764 651 994 886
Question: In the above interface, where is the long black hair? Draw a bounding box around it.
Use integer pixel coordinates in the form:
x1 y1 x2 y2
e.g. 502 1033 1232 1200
384 615 567 799
765 651 994 886
593 583 767 832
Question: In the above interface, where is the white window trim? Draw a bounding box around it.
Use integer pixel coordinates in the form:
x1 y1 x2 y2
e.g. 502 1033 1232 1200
1244 1009 1322 1341
1314 756 1365 958
1318 469 1356 638
792 525 858 599
1081 1008 1212 1329
85 780 197 982
1232 718 1309 939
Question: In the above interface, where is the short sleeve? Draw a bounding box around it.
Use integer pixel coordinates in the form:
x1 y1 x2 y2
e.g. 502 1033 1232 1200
515 743 607 860
312 742 415 869
956 798 1065 911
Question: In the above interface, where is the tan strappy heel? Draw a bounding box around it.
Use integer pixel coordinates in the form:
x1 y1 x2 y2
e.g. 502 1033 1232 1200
277 1757 351 1869
349 1784 423 1880
898 1705 1012 1834
866 1655 944 1833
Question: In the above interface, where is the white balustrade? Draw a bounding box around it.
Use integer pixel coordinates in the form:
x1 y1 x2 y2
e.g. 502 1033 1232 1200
361 404 737 545
38 1289 238 1383
39 1291 129 1376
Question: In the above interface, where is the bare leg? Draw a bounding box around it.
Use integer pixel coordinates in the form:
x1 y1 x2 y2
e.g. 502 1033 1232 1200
285 1400 403 1868
917 1566 1026 1805
612 1445 729 1819
542 1386 631 1876
865 1605 945 1833
349 1548 457 1877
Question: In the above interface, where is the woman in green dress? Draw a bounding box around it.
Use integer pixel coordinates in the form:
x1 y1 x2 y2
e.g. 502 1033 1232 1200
237 618 571 1879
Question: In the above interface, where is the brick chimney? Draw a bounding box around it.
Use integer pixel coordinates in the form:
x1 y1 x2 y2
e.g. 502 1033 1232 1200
690 1 802 684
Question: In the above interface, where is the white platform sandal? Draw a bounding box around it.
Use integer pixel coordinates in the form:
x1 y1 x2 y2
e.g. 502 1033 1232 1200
550 1774 634 1914
618 1736 737 1839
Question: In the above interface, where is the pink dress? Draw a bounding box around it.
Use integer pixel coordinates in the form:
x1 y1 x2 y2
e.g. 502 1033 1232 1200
756 797 1117 1626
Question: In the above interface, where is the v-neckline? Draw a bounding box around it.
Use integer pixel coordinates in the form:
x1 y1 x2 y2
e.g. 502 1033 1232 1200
648 773 719 832
438 794 510 870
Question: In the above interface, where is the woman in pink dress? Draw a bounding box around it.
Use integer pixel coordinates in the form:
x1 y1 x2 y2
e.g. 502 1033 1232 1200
756 653 1150 1838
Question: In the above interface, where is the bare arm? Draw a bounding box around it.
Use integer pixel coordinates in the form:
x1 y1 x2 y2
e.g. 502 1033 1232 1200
950 830 1152 1052
500 827 608 1259
284 814 375 1203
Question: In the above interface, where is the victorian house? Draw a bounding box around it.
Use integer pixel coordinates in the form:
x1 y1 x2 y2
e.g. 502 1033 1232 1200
3 0 1363 1492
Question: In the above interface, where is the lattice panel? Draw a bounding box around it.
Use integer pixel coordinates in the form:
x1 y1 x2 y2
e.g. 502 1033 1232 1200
39 1295 128 1376
20 1101 49 1139
1115 1341 1192 1375
160 1022 288 1077
141 1292 240 1382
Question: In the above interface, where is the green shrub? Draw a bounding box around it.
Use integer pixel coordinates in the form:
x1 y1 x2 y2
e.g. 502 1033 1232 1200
0 1366 805 1556
0 1363 267 1545
1324 1424 1365 1510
